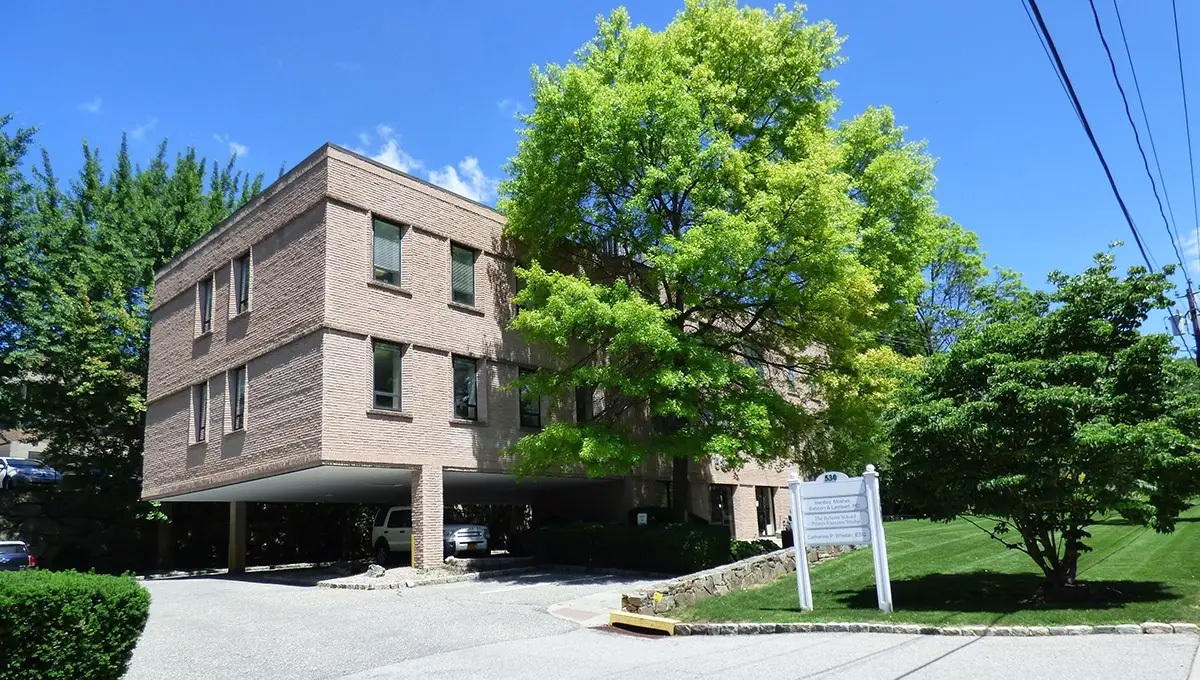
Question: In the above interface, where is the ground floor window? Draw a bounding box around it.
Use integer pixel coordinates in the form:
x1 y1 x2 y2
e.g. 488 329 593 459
710 484 733 528
756 487 776 536
656 481 672 509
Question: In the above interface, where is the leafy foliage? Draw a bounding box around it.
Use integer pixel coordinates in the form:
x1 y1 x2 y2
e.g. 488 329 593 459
889 252 1200 588
0 570 150 680
501 1 945 480
0 114 262 567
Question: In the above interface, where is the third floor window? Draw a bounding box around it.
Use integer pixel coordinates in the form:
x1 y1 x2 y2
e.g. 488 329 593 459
233 252 251 315
373 218 402 286
198 276 213 334
450 244 475 306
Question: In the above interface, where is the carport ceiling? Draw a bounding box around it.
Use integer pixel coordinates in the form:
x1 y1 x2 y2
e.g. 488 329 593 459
157 464 617 504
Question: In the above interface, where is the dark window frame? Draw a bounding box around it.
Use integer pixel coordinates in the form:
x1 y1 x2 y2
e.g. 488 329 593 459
518 367 541 429
373 218 403 286
372 341 404 411
575 385 594 423
230 366 247 431
452 355 478 421
450 243 476 306
198 276 213 333
192 382 207 442
233 252 251 314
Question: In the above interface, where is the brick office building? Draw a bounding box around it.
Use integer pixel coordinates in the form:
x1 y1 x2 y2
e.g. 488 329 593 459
142 144 794 569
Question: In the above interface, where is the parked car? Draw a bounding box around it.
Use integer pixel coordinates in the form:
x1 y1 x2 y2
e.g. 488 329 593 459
0 541 36 570
0 457 62 489
371 506 489 565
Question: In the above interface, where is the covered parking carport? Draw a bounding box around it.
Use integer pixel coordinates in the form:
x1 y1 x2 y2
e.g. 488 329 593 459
154 463 626 570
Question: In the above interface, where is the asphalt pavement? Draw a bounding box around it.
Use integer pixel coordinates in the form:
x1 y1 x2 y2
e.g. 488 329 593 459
128 570 1200 680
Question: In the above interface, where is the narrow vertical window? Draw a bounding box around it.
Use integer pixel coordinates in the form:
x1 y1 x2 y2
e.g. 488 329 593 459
575 386 594 423
192 383 207 443
373 341 403 410
452 355 478 420
745 347 765 379
373 219 402 285
198 277 213 333
756 487 776 536
230 366 247 431
450 244 476 306
233 252 251 314
518 368 541 429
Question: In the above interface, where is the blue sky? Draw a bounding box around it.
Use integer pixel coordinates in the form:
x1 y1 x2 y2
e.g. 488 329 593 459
7 1 1200 348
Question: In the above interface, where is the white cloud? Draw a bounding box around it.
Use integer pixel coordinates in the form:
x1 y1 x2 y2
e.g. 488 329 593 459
213 133 248 158
78 96 102 114
128 117 158 142
428 157 499 203
354 125 499 204
355 125 422 174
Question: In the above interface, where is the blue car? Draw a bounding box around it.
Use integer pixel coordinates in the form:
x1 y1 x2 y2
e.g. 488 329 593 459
0 457 62 490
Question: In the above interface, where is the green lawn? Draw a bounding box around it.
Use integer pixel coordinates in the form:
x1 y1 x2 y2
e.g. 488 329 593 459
675 506 1200 626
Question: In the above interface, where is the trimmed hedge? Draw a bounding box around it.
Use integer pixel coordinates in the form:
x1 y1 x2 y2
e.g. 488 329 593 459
528 522 731 574
730 538 780 561
0 570 150 680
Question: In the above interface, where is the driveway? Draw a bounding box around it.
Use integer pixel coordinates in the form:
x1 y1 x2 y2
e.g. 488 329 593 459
128 571 1200 680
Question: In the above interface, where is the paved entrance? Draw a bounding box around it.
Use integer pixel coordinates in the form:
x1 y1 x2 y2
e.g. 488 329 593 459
128 572 1200 680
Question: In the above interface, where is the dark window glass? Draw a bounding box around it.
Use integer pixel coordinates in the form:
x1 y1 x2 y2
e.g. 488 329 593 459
452 356 478 420
373 342 402 410
231 366 247 431
234 253 251 314
519 368 541 429
373 219 402 285
374 509 387 527
386 509 412 528
450 244 476 306
710 485 733 527
193 383 207 442
198 277 213 333
756 487 776 536
745 348 765 379
786 369 798 395
575 386 594 423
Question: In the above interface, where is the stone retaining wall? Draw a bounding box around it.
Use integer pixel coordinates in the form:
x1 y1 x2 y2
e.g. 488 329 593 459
621 545 855 616
673 622 1200 636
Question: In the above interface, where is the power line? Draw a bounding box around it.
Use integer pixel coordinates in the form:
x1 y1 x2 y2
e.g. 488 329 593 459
1110 0 1185 269
1020 0 1080 123
1172 0 1200 273
1089 0 1191 281
1023 0 1157 271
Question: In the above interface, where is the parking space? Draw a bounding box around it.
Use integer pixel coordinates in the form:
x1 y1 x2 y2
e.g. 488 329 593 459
126 569 658 680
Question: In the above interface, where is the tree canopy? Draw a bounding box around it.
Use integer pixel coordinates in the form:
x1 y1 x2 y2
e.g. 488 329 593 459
500 0 946 484
889 252 1200 589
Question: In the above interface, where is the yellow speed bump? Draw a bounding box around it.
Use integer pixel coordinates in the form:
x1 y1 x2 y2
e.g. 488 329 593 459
608 611 678 635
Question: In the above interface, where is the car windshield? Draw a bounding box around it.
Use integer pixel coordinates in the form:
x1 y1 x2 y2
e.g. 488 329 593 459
5 459 44 469
0 544 27 554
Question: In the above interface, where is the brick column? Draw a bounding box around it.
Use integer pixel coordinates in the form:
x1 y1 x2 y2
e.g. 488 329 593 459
412 464 444 569
228 501 247 573
731 485 758 541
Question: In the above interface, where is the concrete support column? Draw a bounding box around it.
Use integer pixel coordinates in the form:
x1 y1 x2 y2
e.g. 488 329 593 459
156 503 174 569
412 464 444 570
731 485 758 541
227 501 247 574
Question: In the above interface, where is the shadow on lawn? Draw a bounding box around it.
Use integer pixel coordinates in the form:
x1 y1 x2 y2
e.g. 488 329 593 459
832 571 1179 613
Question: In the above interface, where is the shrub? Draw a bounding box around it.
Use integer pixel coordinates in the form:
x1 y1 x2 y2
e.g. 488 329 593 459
0 570 150 680
529 522 731 573
730 539 779 561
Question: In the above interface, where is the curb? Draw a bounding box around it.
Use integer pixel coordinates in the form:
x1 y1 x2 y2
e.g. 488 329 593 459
316 563 671 591
137 560 347 581
673 621 1200 636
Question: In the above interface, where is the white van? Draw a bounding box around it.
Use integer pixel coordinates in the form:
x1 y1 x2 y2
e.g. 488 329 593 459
371 506 489 565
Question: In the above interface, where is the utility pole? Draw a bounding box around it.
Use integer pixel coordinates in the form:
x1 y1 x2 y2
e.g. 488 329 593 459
1187 285 1200 368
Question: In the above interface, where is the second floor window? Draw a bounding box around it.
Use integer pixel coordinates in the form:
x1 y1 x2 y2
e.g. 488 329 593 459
233 252 251 314
230 366 247 431
373 341 403 410
519 368 541 429
745 347 765 379
450 244 475 306
373 219 402 285
192 383 207 443
575 385 594 423
198 277 213 333
452 355 478 421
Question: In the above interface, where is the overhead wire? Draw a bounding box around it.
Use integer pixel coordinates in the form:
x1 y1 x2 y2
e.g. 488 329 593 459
1171 0 1200 273
1023 0 1158 272
1090 0 1191 282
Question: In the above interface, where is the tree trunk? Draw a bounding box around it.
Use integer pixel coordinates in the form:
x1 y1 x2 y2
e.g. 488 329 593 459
671 456 691 522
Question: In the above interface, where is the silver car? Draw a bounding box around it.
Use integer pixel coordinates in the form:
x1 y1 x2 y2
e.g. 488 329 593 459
0 458 62 490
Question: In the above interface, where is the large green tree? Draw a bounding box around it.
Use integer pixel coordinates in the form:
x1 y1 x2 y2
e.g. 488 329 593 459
889 252 1200 590
500 1 945 510
0 115 261 569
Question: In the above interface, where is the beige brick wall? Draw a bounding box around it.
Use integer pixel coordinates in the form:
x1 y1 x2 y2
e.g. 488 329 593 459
143 143 794 505
411 463 444 569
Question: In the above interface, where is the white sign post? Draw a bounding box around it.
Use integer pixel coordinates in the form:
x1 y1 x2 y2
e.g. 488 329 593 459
787 464 893 612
